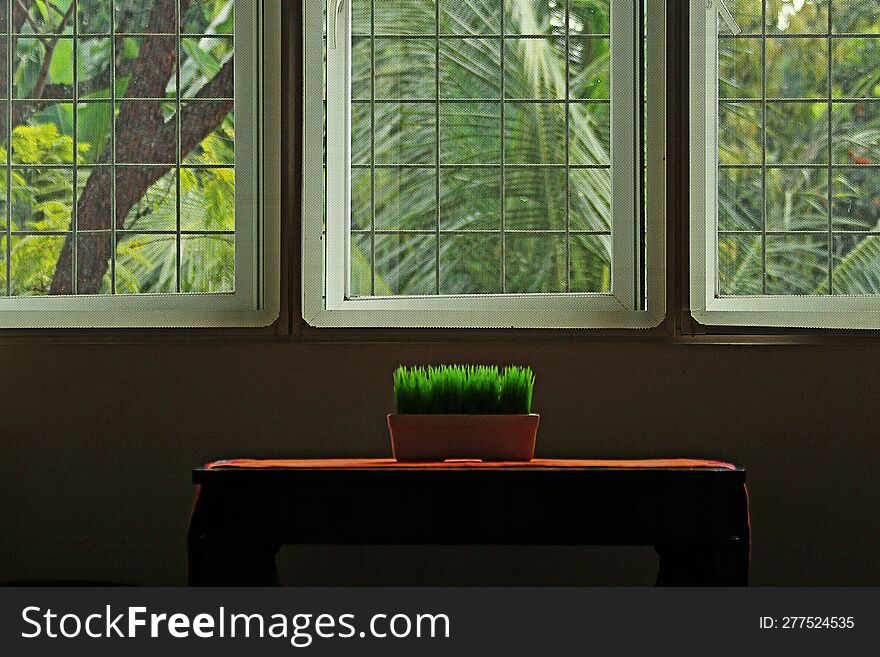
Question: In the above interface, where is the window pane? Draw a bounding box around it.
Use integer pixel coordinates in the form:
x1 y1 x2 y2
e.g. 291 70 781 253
833 235 880 294
440 234 502 294
765 0 828 35
344 0 643 299
719 233 763 296
724 0 763 35
720 38 762 99
714 4 880 300
719 167 763 231
2 0 237 297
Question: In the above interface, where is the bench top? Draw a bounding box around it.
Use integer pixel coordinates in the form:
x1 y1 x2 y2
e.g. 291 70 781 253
194 458 745 484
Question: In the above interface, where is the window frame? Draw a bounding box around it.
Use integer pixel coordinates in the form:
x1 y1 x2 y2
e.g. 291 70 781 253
302 0 666 329
690 0 880 330
0 0 281 329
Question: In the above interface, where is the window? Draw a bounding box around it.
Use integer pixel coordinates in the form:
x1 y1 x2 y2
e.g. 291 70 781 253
303 0 665 328
0 0 279 328
692 0 880 328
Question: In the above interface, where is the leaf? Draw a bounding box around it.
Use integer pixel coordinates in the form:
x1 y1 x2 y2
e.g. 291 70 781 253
48 39 74 85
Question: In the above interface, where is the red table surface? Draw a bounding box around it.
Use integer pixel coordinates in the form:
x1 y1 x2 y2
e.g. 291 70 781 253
205 458 737 470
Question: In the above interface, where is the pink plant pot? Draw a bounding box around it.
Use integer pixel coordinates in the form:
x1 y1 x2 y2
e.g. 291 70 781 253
387 414 540 462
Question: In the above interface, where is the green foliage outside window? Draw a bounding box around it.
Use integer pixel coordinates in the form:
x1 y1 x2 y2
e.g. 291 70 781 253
0 0 236 297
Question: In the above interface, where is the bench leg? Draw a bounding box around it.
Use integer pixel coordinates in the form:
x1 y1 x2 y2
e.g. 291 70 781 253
655 539 749 586
189 538 280 586
188 484 281 586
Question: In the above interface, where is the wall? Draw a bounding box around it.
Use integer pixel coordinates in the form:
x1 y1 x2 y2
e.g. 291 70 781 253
1 339 878 585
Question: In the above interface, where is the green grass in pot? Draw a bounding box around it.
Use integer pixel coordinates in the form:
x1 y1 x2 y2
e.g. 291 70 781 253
393 365 535 415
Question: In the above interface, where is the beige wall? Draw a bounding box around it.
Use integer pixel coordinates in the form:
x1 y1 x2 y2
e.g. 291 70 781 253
1 339 877 585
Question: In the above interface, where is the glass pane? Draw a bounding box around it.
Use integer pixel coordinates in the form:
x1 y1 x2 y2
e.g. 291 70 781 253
115 102 177 163
374 38 436 100
76 232 112 294
832 167 880 231
375 1 437 35
374 166 436 231
504 167 567 230
351 102 371 165
570 233 612 293
352 38 372 101
765 0 828 34
11 168 74 231
570 0 611 35
352 0 371 36
833 235 880 294
183 0 235 35
505 38 566 99
350 232 373 297
0 240 6 295
440 234 502 294
78 0 112 34
765 167 829 231
119 168 177 231
439 102 501 165
374 233 437 295
14 34 72 97
10 235 70 296
180 235 234 293
724 0 763 35
115 0 177 33
719 167 763 231
440 39 501 99
719 233 763 296
77 103 114 163
765 101 828 164
440 0 501 35
180 167 234 231
719 102 763 165
569 37 610 100
351 168 372 231
115 232 176 293
765 38 827 98
720 37 762 99
766 234 829 294
76 167 112 230
78 39 112 99
505 102 566 164
832 102 880 164
569 103 610 165
504 234 567 293
570 167 611 231
16 2 70 34
374 102 436 164
343 0 632 299
833 1 880 34
832 38 880 99
440 167 501 231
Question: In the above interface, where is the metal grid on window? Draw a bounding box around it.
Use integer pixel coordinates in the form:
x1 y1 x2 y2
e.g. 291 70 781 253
718 0 880 296
1 0 235 297
349 0 618 298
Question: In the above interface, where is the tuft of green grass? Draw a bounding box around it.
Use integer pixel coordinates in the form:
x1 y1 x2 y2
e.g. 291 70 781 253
393 365 536 414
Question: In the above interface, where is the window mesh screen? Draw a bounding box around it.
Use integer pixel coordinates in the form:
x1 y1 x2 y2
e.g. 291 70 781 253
718 0 880 296
348 0 620 297
1 0 235 297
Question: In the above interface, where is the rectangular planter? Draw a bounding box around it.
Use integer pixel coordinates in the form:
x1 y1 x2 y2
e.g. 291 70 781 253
387 414 540 462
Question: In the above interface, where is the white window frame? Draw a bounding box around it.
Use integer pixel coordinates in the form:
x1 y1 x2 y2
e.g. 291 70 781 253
303 0 666 329
0 0 280 329
690 0 880 329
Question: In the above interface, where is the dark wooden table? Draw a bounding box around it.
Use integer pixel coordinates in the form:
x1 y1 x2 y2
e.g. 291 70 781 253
188 459 749 586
